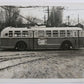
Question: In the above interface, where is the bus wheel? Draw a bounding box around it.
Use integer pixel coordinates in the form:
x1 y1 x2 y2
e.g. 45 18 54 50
15 41 27 51
61 42 72 50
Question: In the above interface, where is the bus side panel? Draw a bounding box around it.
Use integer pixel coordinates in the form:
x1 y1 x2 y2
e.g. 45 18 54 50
79 37 84 47
29 38 34 50
36 38 61 49
0 38 30 49
0 38 13 48
29 38 40 50
0 37 81 50
36 38 78 49
0 38 48 50
34 38 38 50
46 38 61 49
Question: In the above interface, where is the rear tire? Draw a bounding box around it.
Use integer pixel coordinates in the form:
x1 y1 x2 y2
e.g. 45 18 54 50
61 42 72 50
15 41 27 51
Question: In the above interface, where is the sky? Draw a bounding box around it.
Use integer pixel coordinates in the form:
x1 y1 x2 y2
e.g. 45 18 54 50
19 3 84 25
0 0 84 24
63 4 84 25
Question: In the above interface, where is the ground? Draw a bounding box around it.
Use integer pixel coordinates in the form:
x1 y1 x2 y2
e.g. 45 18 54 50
0 49 84 78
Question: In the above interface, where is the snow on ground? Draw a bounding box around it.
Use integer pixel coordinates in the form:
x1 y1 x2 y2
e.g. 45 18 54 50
0 50 83 78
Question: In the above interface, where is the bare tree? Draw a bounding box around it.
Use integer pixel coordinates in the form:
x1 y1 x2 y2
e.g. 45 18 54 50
16 17 23 27
47 6 64 27
26 16 38 26
3 6 20 27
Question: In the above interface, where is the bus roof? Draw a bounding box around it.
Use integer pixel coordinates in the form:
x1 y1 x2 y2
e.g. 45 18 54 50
31 27 82 30
1 27 82 32
2 27 29 31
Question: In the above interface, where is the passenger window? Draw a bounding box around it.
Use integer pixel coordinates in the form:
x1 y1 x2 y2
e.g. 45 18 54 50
14 31 21 37
29 30 33 37
9 31 13 37
38 30 44 37
67 30 73 37
22 31 28 37
53 30 58 37
46 30 51 37
60 30 65 37
67 30 71 37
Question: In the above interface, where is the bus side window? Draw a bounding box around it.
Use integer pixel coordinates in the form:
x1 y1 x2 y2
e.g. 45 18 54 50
53 30 58 37
14 31 21 37
9 31 13 37
67 30 71 37
22 31 28 37
38 30 44 37
46 30 51 37
60 30 65 37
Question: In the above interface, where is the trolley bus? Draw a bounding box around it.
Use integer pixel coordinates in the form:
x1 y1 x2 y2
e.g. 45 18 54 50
0 26 83 50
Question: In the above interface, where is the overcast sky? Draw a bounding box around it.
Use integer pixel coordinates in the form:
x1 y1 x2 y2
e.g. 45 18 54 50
0 0 84 24
19 3 84 25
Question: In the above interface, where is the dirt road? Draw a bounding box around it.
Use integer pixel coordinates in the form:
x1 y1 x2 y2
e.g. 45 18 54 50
0 49 84 78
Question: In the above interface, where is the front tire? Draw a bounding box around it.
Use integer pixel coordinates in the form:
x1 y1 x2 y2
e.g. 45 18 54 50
15 41 27 51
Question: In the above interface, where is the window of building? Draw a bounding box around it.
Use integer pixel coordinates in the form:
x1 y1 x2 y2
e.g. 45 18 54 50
14 31 21 37
9 31 13 37
38 30 44 37
22 31 28 37
53 30 58 37
60 30 65 37
46 30 51 37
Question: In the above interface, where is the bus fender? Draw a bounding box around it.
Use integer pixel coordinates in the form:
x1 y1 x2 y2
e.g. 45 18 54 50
60 40 73 49
15 41 27 50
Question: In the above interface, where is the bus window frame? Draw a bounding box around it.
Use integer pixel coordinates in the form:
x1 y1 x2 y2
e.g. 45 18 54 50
46 30 52 37
67 30 72 37
60 30 66 37
38 30 45 37
9 31 13 37
22 31 29 37
53 30 59 38
14 31 21 37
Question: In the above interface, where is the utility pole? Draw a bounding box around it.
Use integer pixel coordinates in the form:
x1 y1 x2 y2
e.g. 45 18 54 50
44 14 46 25
48 6 49 21
67 16 70 26
78 14 79 24
47 6 49 26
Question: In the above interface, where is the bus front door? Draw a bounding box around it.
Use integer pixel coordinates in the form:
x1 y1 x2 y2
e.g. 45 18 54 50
29 30 37 50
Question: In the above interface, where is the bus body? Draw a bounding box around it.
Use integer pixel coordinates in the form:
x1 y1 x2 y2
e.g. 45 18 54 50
0 26 84 50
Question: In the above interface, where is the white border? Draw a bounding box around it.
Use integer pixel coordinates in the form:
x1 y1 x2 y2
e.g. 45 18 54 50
0 0 84 83
0 0 84 6
0 79 84 83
